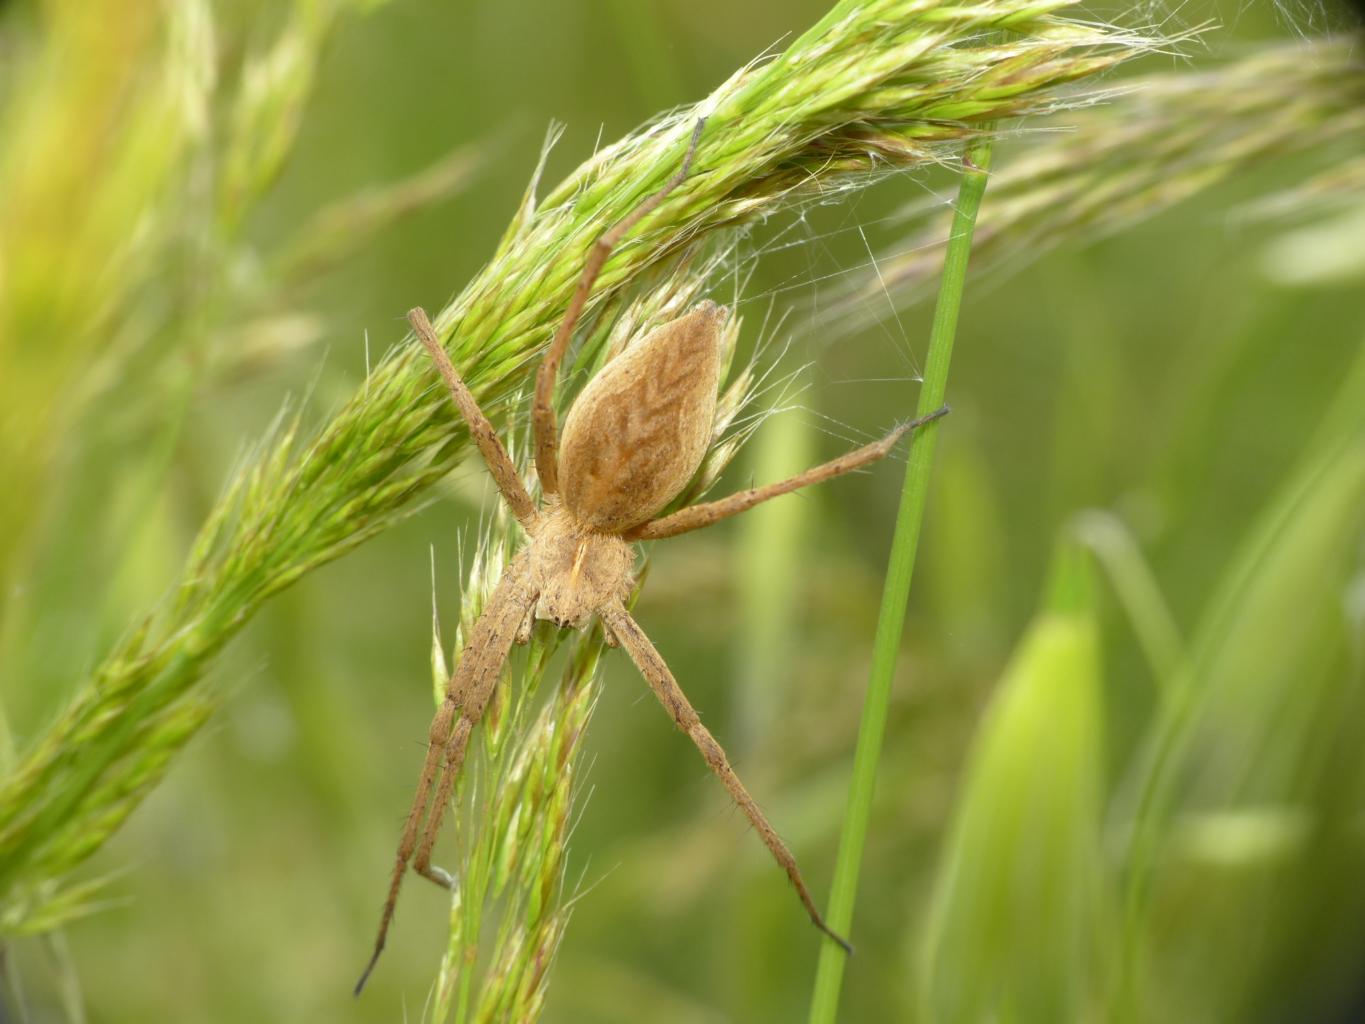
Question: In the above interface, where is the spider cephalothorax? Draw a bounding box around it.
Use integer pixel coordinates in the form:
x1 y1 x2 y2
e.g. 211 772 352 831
526 507 634 629
356 122 946 994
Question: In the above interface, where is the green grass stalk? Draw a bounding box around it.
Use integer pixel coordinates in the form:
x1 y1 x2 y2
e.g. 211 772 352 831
807 130 994 1023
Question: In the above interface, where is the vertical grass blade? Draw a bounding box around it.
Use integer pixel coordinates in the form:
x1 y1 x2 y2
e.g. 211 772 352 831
807 131 994 1023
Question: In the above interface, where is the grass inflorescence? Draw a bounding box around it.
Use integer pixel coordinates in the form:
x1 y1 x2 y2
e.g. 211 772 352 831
826 33 1365 319
423 516 604 1024
0 0 1160 934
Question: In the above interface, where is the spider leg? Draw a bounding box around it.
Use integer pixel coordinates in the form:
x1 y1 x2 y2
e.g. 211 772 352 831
629 407 949 541
409 307 539 530
600 603 852 954
356 555 534 996
413 717 474 887
354 691 459 996
514 602 535 646
532 118 705 497
411 584 532 887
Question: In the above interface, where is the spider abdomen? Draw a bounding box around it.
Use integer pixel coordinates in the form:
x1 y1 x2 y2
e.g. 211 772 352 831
557 301 726 534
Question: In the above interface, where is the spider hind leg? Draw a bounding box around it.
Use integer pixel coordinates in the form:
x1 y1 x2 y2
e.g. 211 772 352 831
601 602 852 954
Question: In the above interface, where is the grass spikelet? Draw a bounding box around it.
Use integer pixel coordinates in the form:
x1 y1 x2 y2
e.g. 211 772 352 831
422 512 603 1024
0 1 203 597
217 0 394 232
440 619 603 1024
920 541 1105 1023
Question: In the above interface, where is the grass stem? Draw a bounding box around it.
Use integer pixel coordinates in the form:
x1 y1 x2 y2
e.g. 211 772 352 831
807 129 994 1023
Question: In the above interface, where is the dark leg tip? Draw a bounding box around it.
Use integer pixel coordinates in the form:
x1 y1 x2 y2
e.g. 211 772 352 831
920 404 950 425
354 949 382 997
811 914 854 955
823 924 854 956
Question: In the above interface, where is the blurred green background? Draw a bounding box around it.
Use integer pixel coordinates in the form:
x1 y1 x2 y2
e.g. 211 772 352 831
1 1 1363 1021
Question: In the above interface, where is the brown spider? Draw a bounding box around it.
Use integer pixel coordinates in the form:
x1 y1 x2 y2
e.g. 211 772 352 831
356 121 947 993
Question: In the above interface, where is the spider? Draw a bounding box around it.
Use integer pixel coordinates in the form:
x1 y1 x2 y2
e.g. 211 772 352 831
356 121 947 993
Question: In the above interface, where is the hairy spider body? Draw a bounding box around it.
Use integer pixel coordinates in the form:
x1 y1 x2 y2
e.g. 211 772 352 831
527 504 635 629
524 299 726 630
356 122 948 995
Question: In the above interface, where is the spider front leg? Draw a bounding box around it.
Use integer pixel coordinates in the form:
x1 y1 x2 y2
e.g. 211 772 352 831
531 118 705 496
412 715 476 888
409 307 539 530
600 604 852 953
628 406 949 541
356 554 535 996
